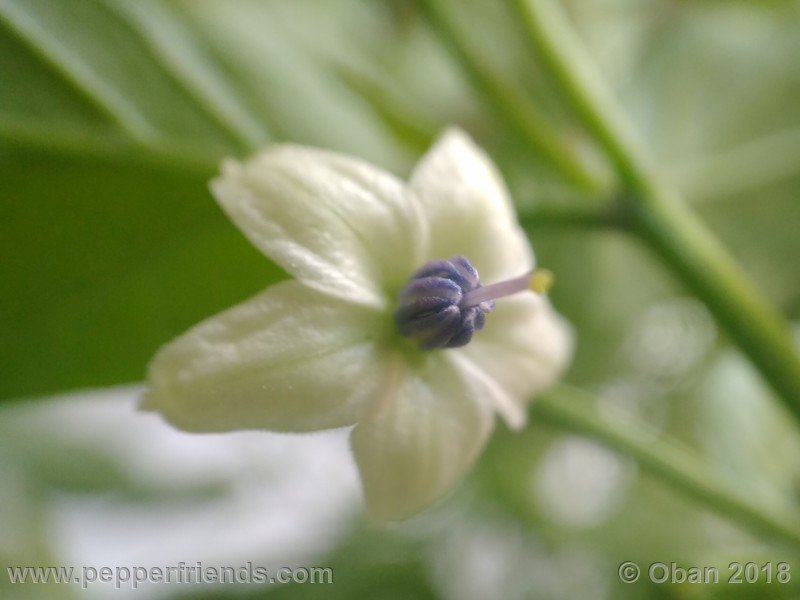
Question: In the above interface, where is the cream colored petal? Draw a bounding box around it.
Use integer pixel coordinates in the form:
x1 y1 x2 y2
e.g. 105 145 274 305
211 146 427 309
409 128 533 282
458 293 574 428
350 354 495 521
143 280 389 433
446 351 527 430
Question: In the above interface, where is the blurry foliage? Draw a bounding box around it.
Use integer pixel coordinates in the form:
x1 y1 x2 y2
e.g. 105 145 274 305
2 0 800 599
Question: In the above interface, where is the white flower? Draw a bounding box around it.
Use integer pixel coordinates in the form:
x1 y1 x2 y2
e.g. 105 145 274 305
143 128 573 521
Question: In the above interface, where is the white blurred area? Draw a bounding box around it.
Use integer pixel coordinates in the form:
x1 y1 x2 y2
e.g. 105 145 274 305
0 385 361 598
597 297 718 437
533 436 634 529
430 513 611 600
622 298 716 387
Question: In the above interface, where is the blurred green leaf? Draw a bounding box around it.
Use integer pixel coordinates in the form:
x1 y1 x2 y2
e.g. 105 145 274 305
0 0 410 400
335 65 437 155
0 0 263 155
0 154 286 400
0 0 286 400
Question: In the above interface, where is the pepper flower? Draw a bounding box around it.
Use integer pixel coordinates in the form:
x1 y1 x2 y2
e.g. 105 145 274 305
143 129 573 521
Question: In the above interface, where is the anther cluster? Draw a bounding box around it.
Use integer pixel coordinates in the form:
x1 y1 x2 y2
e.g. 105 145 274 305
394 256 493 350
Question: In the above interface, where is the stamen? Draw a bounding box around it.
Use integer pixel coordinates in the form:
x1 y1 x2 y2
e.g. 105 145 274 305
394 256 553 350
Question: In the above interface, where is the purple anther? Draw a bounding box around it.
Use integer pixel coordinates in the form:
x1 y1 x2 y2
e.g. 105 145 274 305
394 256 494 350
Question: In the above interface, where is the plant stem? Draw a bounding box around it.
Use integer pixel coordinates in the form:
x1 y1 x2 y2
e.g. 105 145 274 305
633 193 800 420
419 0 599 193
511 0 800 419
0 1 158 144
534 385 800 549
0 116 220 175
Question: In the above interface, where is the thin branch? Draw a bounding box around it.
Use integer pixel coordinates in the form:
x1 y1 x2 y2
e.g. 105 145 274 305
105 0 270 153
535 385 800 549
510 0 800 419
0 116 219 175
0 1 159 143
419 0 600 193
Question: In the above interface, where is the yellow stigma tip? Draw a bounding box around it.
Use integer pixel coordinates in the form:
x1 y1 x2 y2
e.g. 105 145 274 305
530 268 554 294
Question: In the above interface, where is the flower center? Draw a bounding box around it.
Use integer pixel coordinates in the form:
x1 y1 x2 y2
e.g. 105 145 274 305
394 256 553 350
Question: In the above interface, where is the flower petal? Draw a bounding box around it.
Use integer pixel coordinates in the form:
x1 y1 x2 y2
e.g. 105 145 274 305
458 293 574 428
409 128 533 282
350 354 495 521
211 146 427 308
143 280 389 433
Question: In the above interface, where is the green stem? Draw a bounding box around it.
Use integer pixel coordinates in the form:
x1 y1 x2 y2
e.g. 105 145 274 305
107 0 270 153
534 385 800 549
0 1 158 144
509 0 647 187
511 0 800 419
419 0 599 193
634 193 800 421
0 116 219 175
335 65 438 154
